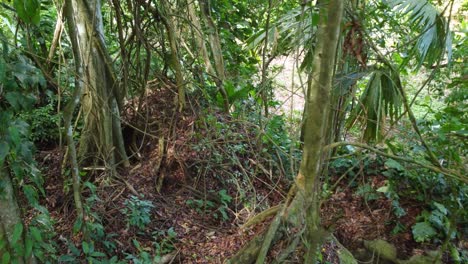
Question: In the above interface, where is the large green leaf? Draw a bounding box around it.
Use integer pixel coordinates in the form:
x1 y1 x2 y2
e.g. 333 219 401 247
412 221 437 242
13 0 41 25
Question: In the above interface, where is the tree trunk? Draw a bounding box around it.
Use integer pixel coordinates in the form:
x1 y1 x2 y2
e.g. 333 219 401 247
63 0 86 229
199 0 230 112
0 166 25 264
229 0 344 262
65 0 129 171
187 0 215 77
160 0 186 111
300 0 344 262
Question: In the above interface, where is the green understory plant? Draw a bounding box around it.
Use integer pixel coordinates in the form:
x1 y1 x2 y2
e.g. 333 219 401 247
125 227 177 264
121 195 155 230
0 42 59 264
19 94 61 145
375 154 466 261
186 189 233 222
153 227 177 261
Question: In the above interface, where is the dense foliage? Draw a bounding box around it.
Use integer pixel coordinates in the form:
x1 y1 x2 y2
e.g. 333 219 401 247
0 0 466 263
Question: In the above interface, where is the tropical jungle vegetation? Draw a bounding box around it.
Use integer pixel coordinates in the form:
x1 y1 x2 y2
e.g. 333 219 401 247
0 0 466 263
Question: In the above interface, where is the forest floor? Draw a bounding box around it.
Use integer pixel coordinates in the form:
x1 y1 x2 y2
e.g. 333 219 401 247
31 79 443 263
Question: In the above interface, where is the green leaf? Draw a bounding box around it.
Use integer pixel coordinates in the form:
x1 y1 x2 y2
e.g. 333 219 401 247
1 252 10 264
449 243 461 263
376 186 389 193
73 218 82 234
11 223 23 244
346 68 402 141
218 189 232 203
428 210 445 229
30 226 42 242
25 236 33 257
0 237 7 250
432 202 447 215
0 141 9 164
386 0 449 68
23 185 39 206
7 125 20 146
67 242 80 256
82 241 90 254
167 227 177 238
385 159 404 171
412 222 437 243
91 251 106 257
219 208 229 221
132 239 141 249
58 255 77 262
13 0 41 25
34 248 44 261
5 92 22 111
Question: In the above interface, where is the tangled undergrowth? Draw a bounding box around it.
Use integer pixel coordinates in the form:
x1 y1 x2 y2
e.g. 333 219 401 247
28 79 467 263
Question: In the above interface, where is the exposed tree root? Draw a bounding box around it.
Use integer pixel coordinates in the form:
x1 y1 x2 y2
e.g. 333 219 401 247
331 235 358 264
272 229 304 264
227 186 303 264
256 204 286 263
227 232 271 264
240 204 281 230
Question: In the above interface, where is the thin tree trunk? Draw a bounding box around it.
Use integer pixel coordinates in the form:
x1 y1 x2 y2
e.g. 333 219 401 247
187 0 214 76
199 0 230 112
260 0 273 117
63 0 86 235
161 0 186 111
229 0 344 262
300 0 344 262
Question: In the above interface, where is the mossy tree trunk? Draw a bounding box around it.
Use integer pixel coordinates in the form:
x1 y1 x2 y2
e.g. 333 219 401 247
199 0 230 112
65 0 129 173
228 0 344 262
0 166 27 264
300 0 344 261
160 0 186 111
187 0 215 78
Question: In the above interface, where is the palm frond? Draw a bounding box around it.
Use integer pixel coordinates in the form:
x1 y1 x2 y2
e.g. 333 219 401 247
245 5 319 66
346 67 403 142
385 0 452 68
